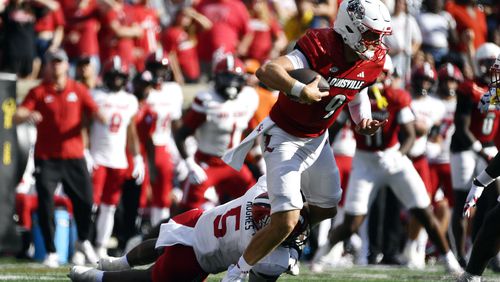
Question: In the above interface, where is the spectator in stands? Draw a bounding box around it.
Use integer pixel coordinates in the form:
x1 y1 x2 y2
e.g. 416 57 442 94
162 7 211 83
446 0 488 56
13 49 103 268
32 1 64 78
195 0 253 78
417 0 458 67
60 0 101 76
384 0 422 85
131 0 161 72
0 0 59 78
99 0 143 71
244 0 287 64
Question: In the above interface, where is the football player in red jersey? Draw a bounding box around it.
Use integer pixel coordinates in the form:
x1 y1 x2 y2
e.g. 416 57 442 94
310 54 462 274
450 42 500 266
457 53 500 282
220 0 392 280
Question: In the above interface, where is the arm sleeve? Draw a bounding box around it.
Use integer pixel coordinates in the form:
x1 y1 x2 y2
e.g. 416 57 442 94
348 87 372 125
285 49 310 70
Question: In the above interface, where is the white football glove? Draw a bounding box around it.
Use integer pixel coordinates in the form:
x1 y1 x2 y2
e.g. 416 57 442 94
377 149 404 174
463 181 485 218
132 155 145 185
220 264 248 282
186 157 207 185
84 149 96 173
478 88 500 113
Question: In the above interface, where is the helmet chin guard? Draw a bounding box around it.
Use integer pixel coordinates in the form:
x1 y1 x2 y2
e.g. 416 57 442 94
334 0 392 62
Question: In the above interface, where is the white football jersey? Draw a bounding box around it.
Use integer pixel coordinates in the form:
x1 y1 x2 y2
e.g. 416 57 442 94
427 98 456 164
408 95 445 158
146 82 183 146
90 89 138 169
193 176 266 273
331 112 356 157
191 86 258 157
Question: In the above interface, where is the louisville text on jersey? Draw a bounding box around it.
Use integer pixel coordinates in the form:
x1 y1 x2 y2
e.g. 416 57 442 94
327 77 365 90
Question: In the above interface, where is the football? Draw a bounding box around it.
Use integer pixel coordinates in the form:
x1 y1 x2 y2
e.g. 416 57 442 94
288 69 330 92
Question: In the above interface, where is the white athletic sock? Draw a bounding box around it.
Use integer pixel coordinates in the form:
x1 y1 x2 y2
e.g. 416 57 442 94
237 256 252 272
96 204 117 248
151 207 170 226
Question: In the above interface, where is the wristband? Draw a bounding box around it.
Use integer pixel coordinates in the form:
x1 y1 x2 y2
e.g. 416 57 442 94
290 80 305 97
472 141 482 153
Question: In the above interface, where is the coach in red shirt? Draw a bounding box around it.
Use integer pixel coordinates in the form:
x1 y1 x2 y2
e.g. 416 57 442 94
14 49 102 268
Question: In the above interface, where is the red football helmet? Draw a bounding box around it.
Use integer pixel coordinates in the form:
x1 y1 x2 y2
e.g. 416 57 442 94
412 62 437 96
438 63 464 83
213 54 246 100
251 192 271 231
437 63 463 97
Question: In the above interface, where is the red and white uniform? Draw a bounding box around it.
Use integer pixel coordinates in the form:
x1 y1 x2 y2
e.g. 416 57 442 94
142 82 183 210
409 95 445 195
153 177 297 281
90 89 138 205
450 80 500 190
345 87 431 215
181 86 258 210
426 97 456 205
258 29 381 214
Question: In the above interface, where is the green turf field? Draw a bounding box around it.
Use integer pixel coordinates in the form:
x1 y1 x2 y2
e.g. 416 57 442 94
1 258 499 282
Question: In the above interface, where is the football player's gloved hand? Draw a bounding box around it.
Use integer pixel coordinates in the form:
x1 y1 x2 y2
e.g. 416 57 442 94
221 264 248 282
463 180 485 218
478 88 500 113
186 157 208 185
84 149 96 173
132 155 145 185
378 149 404 174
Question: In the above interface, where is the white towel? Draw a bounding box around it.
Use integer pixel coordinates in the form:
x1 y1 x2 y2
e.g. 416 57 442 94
222 117 275 171
155 219 196 249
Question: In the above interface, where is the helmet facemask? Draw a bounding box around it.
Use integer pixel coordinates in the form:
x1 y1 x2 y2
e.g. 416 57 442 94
214 72 246 100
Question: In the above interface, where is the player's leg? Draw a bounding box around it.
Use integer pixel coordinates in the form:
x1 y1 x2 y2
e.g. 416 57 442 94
450 151 477 265
95 168 127 258
98 239 159 271
150 145 174 226
389 160 461 273
458 203 500 281
311 149 377 269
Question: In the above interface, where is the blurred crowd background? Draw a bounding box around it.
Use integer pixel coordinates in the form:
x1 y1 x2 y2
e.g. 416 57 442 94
1 0 500 272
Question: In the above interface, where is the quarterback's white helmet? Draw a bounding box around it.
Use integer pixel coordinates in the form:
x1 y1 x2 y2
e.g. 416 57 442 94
334 0 392 62
475 43 500 82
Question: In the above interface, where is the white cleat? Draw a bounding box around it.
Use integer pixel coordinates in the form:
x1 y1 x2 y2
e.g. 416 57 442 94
43 252 60 268
68 266 100 282
97 256 130 271
443 253 464 277
94 247 109 260
456 272 481 282
76 240 98 266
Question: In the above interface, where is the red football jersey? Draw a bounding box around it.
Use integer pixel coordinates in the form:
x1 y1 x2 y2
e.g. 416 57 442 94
354 87 412 151
459 80 500 144
269 29 384 138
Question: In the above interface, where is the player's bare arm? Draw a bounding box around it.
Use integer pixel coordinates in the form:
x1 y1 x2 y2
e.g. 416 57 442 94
398 121 417 156
256 57 328 105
